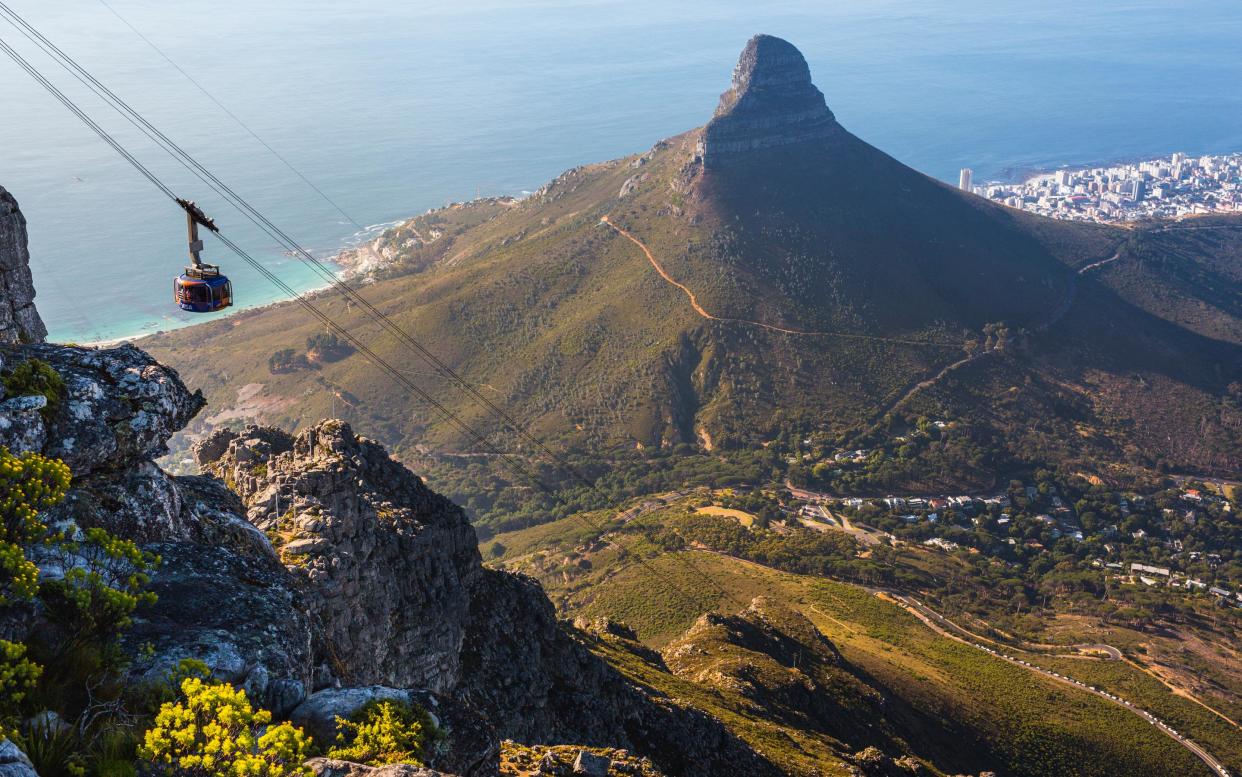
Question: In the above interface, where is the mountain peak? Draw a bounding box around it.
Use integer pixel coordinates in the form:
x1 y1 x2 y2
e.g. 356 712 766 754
699 35 838 167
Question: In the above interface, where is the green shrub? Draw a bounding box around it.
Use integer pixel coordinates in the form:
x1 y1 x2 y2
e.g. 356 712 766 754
267 348 307 374
326 699 439 767
305 332 351 363
0 447 72 606
2 358 65 420
0 640 41 738
0 449 160 775
139 677 311 777
40 528 159 657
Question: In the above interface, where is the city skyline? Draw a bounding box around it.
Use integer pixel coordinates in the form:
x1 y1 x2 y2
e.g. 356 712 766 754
962 152 1242 223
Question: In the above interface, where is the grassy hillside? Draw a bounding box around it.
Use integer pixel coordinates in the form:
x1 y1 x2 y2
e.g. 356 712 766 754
489 501 1238 777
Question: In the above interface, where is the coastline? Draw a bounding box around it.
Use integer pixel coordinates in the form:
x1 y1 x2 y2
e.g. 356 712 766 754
984 149 1239 186
73 219 405 348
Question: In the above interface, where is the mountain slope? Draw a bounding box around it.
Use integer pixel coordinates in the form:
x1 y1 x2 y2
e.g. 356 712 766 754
490 500 1229 777
146 34 1242 483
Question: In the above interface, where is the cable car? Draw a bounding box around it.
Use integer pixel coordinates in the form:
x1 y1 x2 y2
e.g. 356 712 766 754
173 198 232 312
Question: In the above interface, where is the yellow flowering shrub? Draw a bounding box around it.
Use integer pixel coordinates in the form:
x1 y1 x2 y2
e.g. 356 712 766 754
0 446 71 605
326 699 438 767
0 639 41 739
140 677 311 777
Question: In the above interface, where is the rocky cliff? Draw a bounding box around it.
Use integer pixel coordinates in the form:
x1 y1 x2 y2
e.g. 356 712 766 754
0 349 775 774
698 34 840 167
195 421 780 776
0 187 46 345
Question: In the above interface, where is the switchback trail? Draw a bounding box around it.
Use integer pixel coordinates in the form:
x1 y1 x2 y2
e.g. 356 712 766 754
600 216 961 348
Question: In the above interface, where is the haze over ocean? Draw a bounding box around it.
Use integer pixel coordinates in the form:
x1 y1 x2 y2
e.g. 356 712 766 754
1 0 1239 343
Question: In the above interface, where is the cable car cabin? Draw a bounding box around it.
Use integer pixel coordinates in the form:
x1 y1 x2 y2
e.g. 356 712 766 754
175 264 232 312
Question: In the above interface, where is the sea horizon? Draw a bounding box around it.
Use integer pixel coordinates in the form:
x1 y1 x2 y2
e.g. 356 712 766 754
2 0 1239 343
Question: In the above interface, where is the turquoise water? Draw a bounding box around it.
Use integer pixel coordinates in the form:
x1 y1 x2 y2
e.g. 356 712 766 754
1 0 1239 342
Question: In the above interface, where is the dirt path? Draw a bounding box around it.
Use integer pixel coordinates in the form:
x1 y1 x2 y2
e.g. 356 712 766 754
600 216 960 348
1077 244 1126 275
851 236 1130 442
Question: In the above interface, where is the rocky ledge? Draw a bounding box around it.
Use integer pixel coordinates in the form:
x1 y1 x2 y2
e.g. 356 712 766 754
698 34 840 167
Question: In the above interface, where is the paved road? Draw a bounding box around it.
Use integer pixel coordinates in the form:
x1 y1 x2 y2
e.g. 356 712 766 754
888 592 1231 777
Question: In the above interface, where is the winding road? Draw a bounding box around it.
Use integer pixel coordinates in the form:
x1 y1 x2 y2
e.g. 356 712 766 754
884 591 1232 777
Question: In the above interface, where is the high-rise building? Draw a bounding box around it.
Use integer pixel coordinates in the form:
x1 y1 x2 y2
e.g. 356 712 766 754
959 168 973 192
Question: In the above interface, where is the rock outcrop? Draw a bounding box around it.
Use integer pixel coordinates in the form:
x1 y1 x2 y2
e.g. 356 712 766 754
196 423 480 694
698 34 839 167
0 340 314 715
0 186 46 345
0 739 37 777
197 421 781 777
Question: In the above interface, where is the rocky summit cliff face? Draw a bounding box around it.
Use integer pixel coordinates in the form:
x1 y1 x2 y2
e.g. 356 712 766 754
0 187 46 345
698 34 840 166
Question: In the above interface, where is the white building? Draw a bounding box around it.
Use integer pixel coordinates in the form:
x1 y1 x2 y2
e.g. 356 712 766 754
959 168 973 192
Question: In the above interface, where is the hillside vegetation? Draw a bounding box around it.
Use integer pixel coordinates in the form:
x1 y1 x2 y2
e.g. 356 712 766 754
490 499 1239 777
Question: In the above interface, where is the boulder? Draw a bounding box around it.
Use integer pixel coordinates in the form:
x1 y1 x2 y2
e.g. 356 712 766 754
572 750 611 776
305 758 456 777
0 739 36 777
290 687 415 743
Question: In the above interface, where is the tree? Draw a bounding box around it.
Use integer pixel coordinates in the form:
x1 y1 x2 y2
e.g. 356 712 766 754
267 348 307 374
306 332 353 364
140 677 311 777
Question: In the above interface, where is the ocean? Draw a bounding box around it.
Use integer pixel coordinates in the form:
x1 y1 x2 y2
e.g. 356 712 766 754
1 0 1239 343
